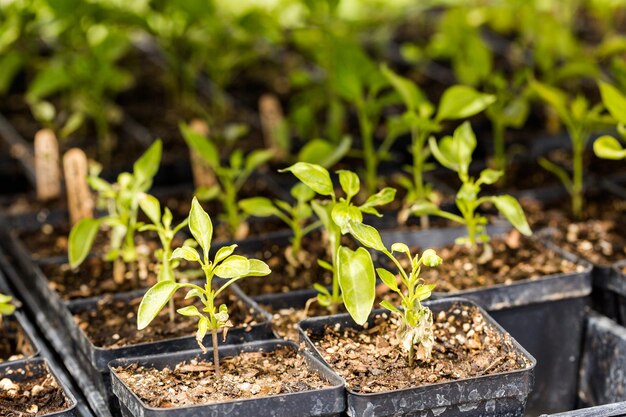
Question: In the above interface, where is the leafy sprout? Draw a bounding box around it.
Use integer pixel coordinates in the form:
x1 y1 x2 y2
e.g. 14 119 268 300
68 140 162 285
413 122 531 264
279 162 396 313
531 80 614 218
239 183 320 266
180 122 273 239
137 197 271 375
381 65 496 228
0 293 16 327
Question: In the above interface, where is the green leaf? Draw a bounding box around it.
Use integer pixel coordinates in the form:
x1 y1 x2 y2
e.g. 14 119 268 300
239 197 280 218
247 259 271 276
27 64 72 100
214 244 238 264
214 255 250 278
0 303 15 316
134 140 162 183
68 218 101 268
338 247 375 326
197 317 209 344
245 149 273 172
180 123 219 168
376 267 399 292
177 305 202 317
599 81 626 124
137 281 181 330
348 222 386 251
361 187 396 209
436 85 496 121
317 259 334 272
593 135 626 160
488 195 532 236
414 283 436 301
189 197 213 254
297 136 351 168
195 185 220 201
410 200 439 216
337 170 360 200
421 249 442 267
531 81 569 123
391 243 411 256
171 246 201 263
331 202 362 233
279 162 334 196
138 193 161 225
381 63 426 112
538 157 573 193
477 169 503 185
380 299 400 313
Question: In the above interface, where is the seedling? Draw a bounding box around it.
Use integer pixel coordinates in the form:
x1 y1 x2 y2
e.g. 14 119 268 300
137 193 188 321
594 81 626 161
381 65 495 227
415 123 531 262
338 224 442 366
531 80 613 218
67 140 162 285
136 197 271 375
0 293 16 327
180 122 273 239
280 162 396 313
239 183 320 266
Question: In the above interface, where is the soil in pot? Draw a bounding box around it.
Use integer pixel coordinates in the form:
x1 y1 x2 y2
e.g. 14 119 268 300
262 302 345 341
74 288 262 349
0 320 34 363
113 345 332 408
306 303 531 393
0 365 71 416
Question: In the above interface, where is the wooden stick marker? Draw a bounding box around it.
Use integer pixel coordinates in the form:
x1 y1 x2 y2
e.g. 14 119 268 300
188 119 217 189
63 148 94 225
259 94 286 155
34 129 61 201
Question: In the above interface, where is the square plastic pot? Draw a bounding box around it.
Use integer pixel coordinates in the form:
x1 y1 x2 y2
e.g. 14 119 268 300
109 339 346 417
298 298 536 417
378 224 592 416
0 358 79 416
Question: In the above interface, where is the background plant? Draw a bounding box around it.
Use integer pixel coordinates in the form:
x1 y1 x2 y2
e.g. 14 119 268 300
594 81 626 161
414 122 531 263
180 122 273 239
136 197 270 375
68 139 162 284
280 162 396 313
0 293 16 327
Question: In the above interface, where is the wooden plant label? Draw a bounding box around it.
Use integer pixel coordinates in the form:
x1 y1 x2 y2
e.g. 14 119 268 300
34 129 61 201
188 119 217 189
63 148 94 225
258 94 286 156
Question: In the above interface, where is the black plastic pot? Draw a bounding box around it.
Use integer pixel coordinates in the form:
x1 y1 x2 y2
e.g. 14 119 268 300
298 298 536 417
0 358 79 416
378 224 591 416
109 339 346 417
542 402 626 417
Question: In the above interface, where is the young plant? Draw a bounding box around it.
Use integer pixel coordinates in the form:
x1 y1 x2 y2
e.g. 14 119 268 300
531 81 614 218
594 81 626 161
280 162 396 313
137 193 188 321
0 293 16 327
415 123 531 262
136 197 270 375
338 228 442 366
68 140 162 284
180 122 273 239
381 65 496 227
239 183 320 266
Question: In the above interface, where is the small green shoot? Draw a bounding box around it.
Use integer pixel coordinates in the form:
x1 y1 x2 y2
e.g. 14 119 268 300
280 162 396 313
136 197 270 375
594 81 626 161
68 140 162 285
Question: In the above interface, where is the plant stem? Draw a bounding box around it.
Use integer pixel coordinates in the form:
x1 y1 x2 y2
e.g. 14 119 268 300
571 135 584 219
357 102 377 194
492 119 506 180
408 342 415 367
412 128 430 229
211 327 220 376
223 181 240 237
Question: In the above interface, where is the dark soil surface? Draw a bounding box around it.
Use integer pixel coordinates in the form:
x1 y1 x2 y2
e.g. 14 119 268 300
0 320 35 363
262 302 345 341
307 304 531 393
0 365 70 416
386 230 583 294
74 288 263 349
114 346 332 407
18 221 108 261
